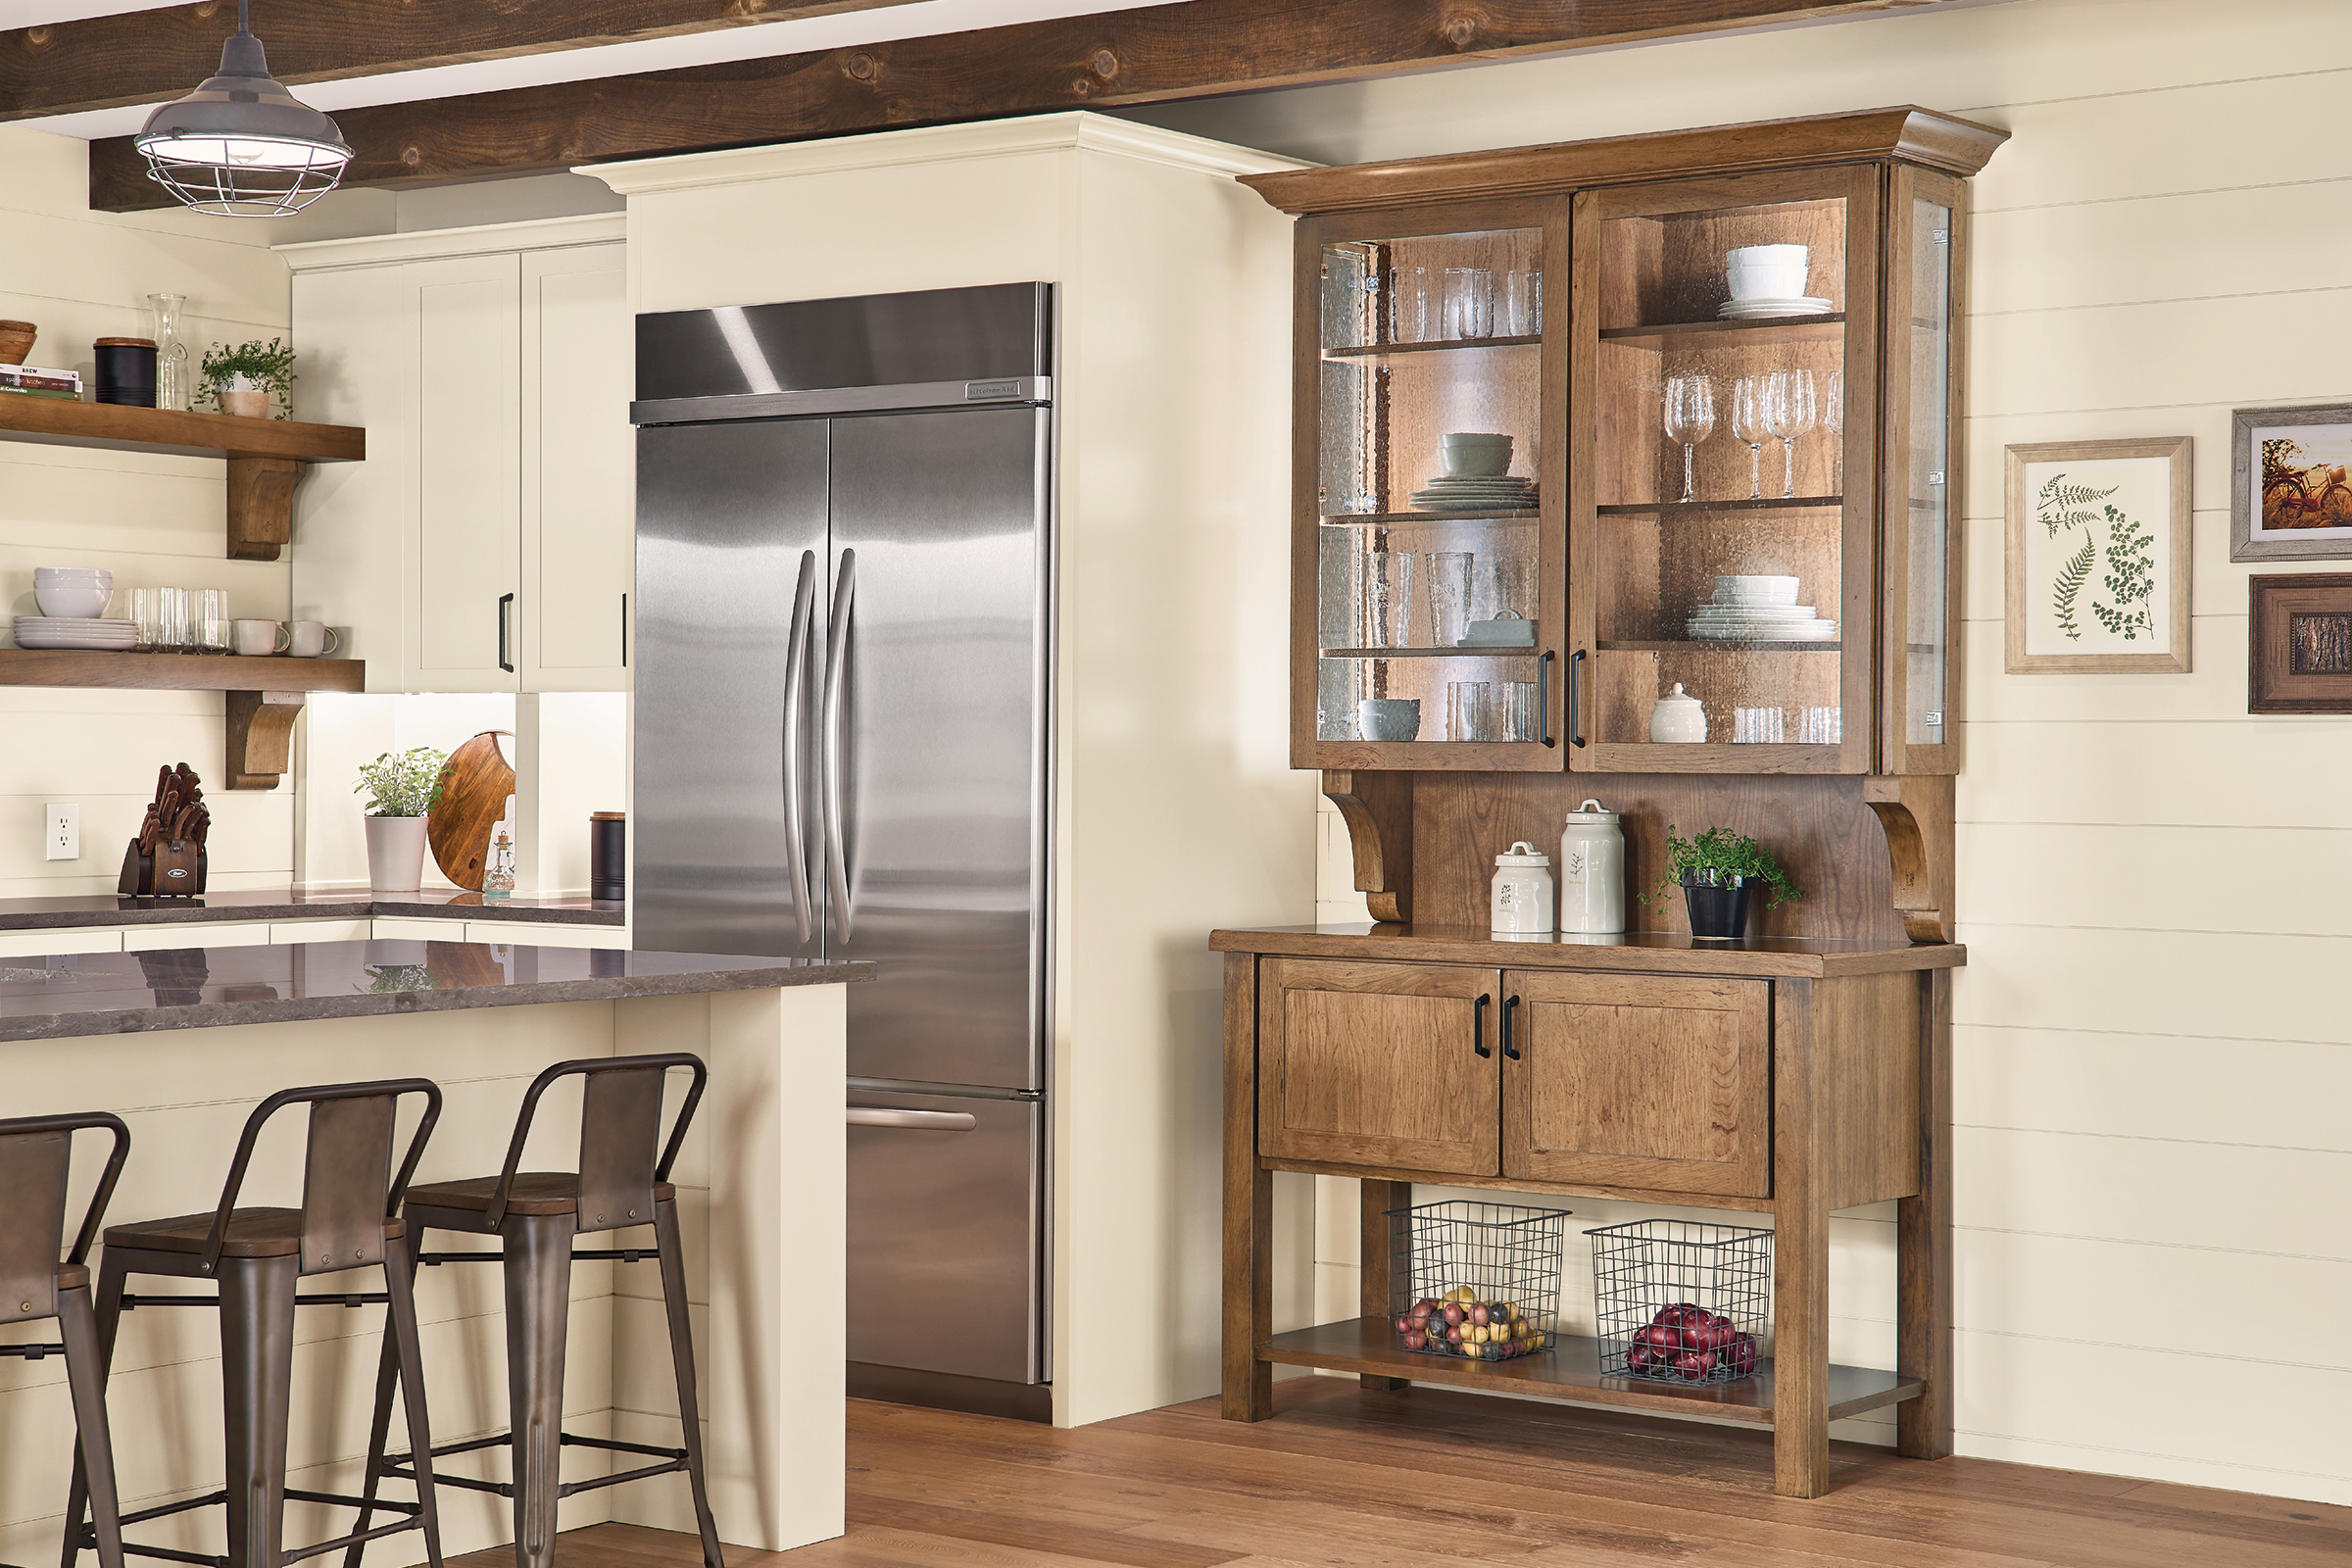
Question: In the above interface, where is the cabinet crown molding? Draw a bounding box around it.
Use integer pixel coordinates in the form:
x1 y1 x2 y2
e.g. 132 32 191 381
274 212 626 272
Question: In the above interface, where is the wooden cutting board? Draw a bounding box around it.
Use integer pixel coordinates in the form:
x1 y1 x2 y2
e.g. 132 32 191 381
426 730 515 890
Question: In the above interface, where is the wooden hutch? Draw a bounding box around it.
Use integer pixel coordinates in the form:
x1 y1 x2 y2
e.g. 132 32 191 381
1212 107 2005 1497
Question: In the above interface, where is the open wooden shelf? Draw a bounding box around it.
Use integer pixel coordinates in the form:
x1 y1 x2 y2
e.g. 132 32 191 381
1599 314 1844 350
1260 1318 1920 1426
1322 510 1541 526
1595 495 1839 515
0 398 366 562
1322 334 1541 361
1599 640 1840 653
1322 646 1542 660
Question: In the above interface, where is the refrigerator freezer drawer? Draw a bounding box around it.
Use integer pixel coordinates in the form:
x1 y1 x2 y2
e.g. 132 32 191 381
846 1090 1042 1384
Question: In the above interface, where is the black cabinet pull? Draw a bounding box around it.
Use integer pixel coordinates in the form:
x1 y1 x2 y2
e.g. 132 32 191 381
1538 650 1556 748
1473 993 1493 1058
1569 649 1588 749
1502 995 1521 1059
497 592 514 673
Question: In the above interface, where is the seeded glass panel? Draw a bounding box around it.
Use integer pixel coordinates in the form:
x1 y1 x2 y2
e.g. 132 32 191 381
1906 199 1953 747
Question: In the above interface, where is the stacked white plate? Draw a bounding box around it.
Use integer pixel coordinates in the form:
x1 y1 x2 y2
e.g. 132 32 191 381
1718 296 1835 319
1686 574 1836 641
1408 474 1540 513
14 615 136 651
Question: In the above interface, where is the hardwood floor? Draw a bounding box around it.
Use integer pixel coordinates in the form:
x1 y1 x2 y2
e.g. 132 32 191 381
462 1377 2352 1568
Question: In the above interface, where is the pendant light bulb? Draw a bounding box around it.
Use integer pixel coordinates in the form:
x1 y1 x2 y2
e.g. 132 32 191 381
133 0 353 216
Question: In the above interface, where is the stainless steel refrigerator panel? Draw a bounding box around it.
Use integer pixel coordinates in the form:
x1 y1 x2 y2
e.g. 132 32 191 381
825 407 1049 1092
846 1090 1042 1383
633 418 828 960
635 283 1051 404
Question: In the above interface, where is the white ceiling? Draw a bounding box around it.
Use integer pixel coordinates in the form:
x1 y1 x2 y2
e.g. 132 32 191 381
1 0 1167 139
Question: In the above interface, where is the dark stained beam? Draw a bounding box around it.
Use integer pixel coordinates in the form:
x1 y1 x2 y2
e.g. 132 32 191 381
87 0 1959 212
0 0 929 122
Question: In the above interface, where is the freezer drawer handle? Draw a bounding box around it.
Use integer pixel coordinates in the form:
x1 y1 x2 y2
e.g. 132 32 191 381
848 1106 977 1132
822 549 858 942
781 550 820 944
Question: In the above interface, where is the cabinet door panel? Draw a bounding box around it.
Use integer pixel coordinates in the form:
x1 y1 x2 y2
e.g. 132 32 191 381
411 253 522 688
1502 970 1769 1196
522 244 631 688
1258 957 1498 1175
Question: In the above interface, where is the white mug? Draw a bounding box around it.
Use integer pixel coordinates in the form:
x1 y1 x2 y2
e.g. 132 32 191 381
231 618 290 657
286 620 341 658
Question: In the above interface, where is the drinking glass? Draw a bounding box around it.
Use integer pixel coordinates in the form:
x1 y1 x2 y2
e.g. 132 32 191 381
1731 376 1768 501
1823 368 1844 494
1424 551 1475 648
1388 266 1430 344
1362 550 1415 648
1763 368 1818 500
131 587 163 652
193 588 229 654
1799 705 1842 745
1504 268 1544 335
1502 680 1539 742
1661 372 1716 505
1733 707 1788 744
154 587 189 654
1441 268 1493 340
147 292 191 412
1447 680 1495 742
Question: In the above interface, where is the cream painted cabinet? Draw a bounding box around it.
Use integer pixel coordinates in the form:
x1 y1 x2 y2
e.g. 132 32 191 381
284 216 631 694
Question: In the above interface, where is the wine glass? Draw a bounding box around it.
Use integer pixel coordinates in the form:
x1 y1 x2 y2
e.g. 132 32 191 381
1661 372 1716 505
1763 368 1818 500
1823 368 1844 495
1731 376 1768 501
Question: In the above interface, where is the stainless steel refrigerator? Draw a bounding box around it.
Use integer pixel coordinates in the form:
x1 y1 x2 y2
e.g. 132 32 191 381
631 283 1052 1414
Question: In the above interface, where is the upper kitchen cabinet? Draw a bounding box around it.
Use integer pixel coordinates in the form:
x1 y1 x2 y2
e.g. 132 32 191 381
282 215 632 694
1244 109 2001 776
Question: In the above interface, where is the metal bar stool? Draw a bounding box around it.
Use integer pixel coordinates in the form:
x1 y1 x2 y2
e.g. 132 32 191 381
64 1080 445 1568
0 1112 130 1568
350 1054 720 1568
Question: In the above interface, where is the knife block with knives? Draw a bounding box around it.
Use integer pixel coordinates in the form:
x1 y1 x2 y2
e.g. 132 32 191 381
119 762 212 897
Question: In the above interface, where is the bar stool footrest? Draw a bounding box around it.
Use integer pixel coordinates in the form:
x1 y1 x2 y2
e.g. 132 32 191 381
84 1487 423 1568
375 1430 691 1502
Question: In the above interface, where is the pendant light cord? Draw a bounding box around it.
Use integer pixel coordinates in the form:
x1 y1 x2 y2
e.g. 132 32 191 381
238 0 251 34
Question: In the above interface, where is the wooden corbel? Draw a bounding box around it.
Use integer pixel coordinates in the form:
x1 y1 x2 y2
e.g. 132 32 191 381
1862 774 1956 943
1322 769 1414 924
225 456 309 561
225 689 308 790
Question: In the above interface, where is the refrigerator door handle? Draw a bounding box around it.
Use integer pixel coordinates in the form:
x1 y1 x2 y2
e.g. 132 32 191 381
781 549 819 944
823 548 858 942
848 1105 976 1132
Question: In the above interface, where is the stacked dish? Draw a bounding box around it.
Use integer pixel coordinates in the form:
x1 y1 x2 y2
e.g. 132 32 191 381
1719 244 1834 318
1686 574 1837 642
15 615 135 650
1718 296 1834 319
1409 474 1539 513
19 566 132 650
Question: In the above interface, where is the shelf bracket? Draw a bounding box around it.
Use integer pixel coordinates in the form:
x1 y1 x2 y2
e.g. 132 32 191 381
225 456 309 562
1862 775 1955 944
1322 769 1414 924
225 689 308 790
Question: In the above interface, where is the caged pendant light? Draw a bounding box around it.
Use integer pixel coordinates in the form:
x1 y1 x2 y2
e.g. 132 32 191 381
133 0 352 217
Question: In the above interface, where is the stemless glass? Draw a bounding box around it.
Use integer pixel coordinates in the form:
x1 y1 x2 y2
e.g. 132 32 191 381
156 587 189 653
1731 376 1768 501
193 589 229 653
1764 368 1819 499
1502 680 1539 742
131 587 163 652
1662 372 1716 505
1362 549 1415 648
1504 268 1544 335
1424 551 1475 648
1823 368 1845 494
1441 268 1493 340
1388 266 1431 344
1447 680 1495 742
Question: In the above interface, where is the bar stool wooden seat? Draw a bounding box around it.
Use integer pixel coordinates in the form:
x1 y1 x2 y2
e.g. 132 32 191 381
0 1112 129 1568
64 1080 445 1568
351 1054 720 1568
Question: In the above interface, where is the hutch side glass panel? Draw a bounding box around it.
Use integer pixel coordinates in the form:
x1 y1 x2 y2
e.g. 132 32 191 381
1901 191 1954 754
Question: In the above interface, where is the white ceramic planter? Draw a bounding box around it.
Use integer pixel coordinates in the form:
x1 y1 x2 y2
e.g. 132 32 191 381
365 814 429 893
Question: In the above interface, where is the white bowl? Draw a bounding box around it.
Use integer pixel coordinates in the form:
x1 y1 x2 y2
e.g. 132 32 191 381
1441 431 1513 448
34 585 113 617
34 568 112 583
1714 574 1800 605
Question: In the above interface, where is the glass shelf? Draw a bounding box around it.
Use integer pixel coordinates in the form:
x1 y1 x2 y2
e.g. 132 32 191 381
1595 496 1839 516
1597 315 1844 351
1322 334 1541 361
1322 510 1541 526
1598 640 1839 654
1324 646 1543 659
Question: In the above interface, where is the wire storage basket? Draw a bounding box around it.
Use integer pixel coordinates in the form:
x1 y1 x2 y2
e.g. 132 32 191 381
1387 1200 1570 1361
1587 1218 1772 1385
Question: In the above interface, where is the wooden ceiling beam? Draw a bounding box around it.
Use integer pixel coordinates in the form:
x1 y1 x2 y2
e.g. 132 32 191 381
84 0 1959 212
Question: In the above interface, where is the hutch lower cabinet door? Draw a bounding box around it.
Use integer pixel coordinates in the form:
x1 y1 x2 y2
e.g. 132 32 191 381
1500 971 1771 1197
1255 957 1499 1175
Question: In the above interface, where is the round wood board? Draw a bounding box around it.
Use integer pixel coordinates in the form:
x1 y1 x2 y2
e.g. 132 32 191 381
426 730 515 890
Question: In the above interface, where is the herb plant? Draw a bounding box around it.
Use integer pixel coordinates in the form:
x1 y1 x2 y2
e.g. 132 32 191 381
1645 825 1800 910
354 746 448 816
194 336 297 416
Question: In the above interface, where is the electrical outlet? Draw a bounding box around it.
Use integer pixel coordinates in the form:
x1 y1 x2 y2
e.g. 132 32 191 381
44 803 77 861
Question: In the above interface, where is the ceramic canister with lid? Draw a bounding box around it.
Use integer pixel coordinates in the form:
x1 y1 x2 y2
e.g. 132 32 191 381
1650 682 1706 743
1490 841 1554 934
1559 799 1626 933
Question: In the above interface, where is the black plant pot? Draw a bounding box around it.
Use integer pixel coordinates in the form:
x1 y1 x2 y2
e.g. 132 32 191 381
1683 877 1754 940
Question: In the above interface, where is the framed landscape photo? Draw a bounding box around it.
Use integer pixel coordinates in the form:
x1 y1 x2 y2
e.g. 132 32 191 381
2004 436 2191 673
2232 403 2352 561
2248 573 2352 713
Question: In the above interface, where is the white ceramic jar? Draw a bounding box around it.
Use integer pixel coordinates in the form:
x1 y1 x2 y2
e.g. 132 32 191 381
1650 682 1706 743
1558 799 1626 933
1490 841 1554 933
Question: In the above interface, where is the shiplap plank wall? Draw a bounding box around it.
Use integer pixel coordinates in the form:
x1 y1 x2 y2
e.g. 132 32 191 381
1172 0 2352 1506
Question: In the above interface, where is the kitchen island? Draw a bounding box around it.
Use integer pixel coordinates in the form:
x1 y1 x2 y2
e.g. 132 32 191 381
0 938 865 1566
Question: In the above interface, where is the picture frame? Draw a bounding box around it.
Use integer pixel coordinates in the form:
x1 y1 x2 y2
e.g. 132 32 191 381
2247 573 2352 713
2004 436 2191 674
2231 403 2352 562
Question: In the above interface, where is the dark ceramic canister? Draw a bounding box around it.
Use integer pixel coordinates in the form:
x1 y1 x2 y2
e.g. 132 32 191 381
1682 875 1754 940
93 337 157 406
590 810 626 901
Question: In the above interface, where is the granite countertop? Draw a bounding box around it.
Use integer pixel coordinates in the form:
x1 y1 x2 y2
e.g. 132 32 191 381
0 889 625 931
1210 923 1966 977
0 940 867 1043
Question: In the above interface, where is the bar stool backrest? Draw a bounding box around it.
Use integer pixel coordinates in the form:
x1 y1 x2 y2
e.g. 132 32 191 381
485 1054 708 1233
202 1079 442 1277
0 1112 128 1324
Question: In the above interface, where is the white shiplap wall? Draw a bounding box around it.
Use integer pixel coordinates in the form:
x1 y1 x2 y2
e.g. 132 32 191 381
1131 0 2352 1507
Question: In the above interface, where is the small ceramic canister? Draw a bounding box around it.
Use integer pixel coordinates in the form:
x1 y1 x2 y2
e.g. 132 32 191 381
1650 682 1706 743
1559 799 1626 934
1490 841 1554 934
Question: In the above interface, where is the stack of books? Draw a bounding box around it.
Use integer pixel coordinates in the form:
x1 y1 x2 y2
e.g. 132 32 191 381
0 365 82 400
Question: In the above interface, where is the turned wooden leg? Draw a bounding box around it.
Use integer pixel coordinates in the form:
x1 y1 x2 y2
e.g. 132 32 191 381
1222 952 1273 1421
1897 968 1956 1459
1359 1179 1412 1392
1772 977 1832 1498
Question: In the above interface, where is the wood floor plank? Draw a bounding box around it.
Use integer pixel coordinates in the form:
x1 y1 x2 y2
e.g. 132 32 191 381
847 1494 1244 1568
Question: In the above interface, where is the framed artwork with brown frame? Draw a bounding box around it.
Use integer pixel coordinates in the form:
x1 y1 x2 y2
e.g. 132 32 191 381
2004 436 2191 674
2231 403 2352 562
2248 573 2352 713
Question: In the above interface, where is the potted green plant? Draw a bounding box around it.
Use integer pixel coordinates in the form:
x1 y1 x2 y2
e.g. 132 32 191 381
355 746 447 894
1646 825 1799 940
196 336 296 419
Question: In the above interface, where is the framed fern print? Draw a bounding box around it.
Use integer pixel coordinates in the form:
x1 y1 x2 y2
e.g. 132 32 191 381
2004 437 2191 673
